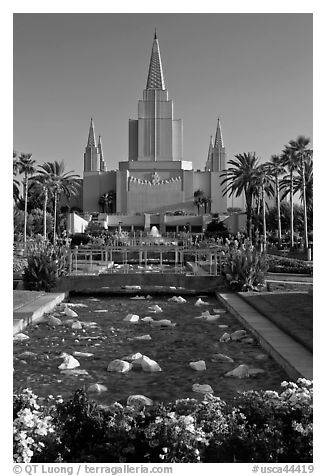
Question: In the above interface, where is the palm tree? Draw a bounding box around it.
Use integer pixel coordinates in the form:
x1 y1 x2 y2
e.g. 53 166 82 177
255 163 274 250
37 161 80 243
16 153 36 245
266 155 286 245
30 172 53 240
288 136 312 249
221 152 260 241
280 145 300 248
202 196 211 214
107 190 116 213
193 190 204 215
13 151 21 204
293 153 313 212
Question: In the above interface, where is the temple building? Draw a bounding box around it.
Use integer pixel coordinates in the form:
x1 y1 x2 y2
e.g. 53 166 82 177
80 32 228 232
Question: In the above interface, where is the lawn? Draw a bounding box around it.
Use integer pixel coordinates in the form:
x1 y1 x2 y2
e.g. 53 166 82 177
239 292 313 352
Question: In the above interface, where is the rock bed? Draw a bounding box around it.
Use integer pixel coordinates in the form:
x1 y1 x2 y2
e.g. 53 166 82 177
13 295 288 405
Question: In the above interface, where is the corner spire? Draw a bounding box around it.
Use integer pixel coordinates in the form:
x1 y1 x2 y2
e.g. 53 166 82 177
214 117 224 149
146 32 165 90
87 117 97 147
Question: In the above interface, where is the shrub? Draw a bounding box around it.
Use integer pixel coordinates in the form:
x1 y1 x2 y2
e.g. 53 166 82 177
13 380 313 463
222 239 268 291
13 389 60 463
22 242 68 291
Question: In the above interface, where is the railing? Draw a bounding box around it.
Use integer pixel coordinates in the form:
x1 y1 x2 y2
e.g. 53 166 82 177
67 245 225 276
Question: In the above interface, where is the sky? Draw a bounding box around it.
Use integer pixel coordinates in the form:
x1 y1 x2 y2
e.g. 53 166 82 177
13 13 313 178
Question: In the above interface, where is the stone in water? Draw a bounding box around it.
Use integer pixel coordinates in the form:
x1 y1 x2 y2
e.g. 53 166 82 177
64 306 78 318
192 383 213 394
58 353 80 370
195 298 210 306
133 355 162 372
88 383 108 393
107 359 132 373
73 351 94 358
225 364 249 379
219 332 231 342
123 314 140 323
230 330 247 341
189 360 206 371
14 333 29 342
127 395 153 408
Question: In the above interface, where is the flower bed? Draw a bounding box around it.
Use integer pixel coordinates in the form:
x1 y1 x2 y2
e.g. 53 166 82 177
266 255 313 275
13 379 313 463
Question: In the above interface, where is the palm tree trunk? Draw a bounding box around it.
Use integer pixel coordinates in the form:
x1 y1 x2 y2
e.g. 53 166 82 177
246 191 253 242
276 175 282 245
262 186 266 251
301 157 308 249
53 191 57 244
43 188 48 240
290 170 294 248
23 175 28 245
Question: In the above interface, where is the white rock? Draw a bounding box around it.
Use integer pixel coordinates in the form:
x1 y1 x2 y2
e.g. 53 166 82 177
58 354 80 370
80 321 98 328
213 309 227 314
230 330 247 341
66 303 88 308
192 383 214 394
195 298 210 306
73 351 94 358
201 310 211 317
148 305 163 313
225 364 250 379
211 353 234 363
122 352 143 362
124 285 141 290
94 310 108 313
47 316 63 326
146 295 152 299
189 360 206 371
130 295 145 300
141 316 154 323
87 383 108 393
205 315 220 322
60 369 89 376
219 332 231 342
168 296 186 303
127 395 153 408
218 324 229 328
18 351 37 358
64 306 78 318
71 321 83 330
133 355 162 372
151 319 176 327
123 314 140 323
107 359 132 373
131 335 152 341
14 333 29 341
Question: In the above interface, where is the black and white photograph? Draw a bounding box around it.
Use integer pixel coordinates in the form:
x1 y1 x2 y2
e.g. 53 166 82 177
10 5 316 473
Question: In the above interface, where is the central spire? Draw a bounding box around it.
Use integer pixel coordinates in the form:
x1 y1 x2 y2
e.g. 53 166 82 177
146 31 166 90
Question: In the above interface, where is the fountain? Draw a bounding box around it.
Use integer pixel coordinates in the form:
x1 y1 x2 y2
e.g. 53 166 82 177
147 226 164 244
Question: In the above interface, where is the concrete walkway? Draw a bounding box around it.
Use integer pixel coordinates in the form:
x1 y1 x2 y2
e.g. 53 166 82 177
217 293 313 380
13 290 67 335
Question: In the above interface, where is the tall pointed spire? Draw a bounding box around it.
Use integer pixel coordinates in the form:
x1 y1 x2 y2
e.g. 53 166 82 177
214 117 224 149
87 117 97 147
146 31 166 90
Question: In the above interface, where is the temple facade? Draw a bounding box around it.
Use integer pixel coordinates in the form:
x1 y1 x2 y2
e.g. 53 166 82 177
82 33 227 223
